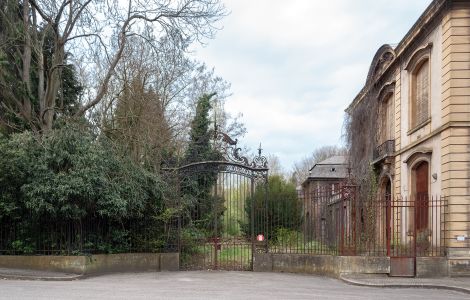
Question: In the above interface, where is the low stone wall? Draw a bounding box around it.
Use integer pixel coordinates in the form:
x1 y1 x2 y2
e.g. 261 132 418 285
448 248 470 277
253 253 389 277
416 257 449 277
0 253 179 275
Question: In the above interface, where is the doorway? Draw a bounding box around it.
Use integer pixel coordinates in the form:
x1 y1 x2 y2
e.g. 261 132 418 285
413 161 429 232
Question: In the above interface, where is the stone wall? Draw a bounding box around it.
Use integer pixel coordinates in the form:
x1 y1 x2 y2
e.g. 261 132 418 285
253 254 390 277
0 253 179 275
254 253 470 277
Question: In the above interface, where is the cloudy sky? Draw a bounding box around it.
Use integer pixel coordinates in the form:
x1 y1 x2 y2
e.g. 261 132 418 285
191 0 433 172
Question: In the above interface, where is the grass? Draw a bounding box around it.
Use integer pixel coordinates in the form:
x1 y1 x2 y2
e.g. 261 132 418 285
219 244 251 261
181 241 253 270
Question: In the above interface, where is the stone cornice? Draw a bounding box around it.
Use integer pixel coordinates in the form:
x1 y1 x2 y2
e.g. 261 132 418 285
346 0 449 114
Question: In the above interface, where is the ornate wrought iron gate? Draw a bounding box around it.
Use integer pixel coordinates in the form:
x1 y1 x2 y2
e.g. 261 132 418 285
166 130 268 271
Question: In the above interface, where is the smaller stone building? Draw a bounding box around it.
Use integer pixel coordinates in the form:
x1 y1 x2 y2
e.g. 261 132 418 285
301 155 348 244
301 155 349 195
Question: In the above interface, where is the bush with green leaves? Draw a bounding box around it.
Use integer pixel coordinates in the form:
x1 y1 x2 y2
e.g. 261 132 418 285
242 175 302 240
0 123 168 253
1 124 165 220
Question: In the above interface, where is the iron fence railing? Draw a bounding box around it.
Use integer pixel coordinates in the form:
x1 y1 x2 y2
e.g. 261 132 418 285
0 184 454 259
265 185 448 257
0 215 178 255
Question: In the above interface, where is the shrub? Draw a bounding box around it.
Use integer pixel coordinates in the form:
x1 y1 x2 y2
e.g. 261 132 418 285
242 175 302 240
0 123 168 253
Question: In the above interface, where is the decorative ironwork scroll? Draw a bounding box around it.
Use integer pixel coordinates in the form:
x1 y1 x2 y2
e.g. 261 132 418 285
213 126 268 170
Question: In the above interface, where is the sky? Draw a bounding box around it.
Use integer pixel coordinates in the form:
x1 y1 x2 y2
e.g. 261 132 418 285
191 0 433 172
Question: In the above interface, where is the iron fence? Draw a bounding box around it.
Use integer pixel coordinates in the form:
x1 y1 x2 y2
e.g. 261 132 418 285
0 184 452 259
0 215 178 255
265 185 448 258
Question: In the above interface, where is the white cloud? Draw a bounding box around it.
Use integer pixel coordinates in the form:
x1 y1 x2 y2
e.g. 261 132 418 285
191 0 433 171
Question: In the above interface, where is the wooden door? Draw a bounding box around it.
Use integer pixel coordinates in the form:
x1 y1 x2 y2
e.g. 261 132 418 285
415 162 429 231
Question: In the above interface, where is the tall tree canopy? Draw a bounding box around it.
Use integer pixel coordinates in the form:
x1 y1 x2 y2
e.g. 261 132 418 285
0 0 226 132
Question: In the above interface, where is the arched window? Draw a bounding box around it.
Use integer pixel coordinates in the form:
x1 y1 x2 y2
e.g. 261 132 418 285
379 93 394 143
410 59 430 129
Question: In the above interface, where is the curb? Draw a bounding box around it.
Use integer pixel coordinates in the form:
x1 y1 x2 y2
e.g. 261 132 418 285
0 273 85 281
339 275 470 295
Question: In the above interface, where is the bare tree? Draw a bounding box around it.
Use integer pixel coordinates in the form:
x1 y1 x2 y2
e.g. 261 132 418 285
100 31 246 170
0 0 226 132
291 145 347 186
267 154 284 177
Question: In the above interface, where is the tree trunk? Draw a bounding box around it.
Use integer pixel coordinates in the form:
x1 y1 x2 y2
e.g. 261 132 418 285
42 41 65 132
22 1 32 121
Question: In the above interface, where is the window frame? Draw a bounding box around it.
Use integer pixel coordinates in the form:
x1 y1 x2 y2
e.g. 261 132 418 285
409 59 431 131
405 43 433 135
377 82 396 144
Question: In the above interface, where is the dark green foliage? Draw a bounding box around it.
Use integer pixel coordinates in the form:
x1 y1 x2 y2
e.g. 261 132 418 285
184 93 221 164
0 123 163 220
180 93 223 237
243 175 302 240
0 123 170 253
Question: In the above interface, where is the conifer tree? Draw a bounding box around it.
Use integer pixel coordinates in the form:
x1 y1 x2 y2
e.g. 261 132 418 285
182 93 223 235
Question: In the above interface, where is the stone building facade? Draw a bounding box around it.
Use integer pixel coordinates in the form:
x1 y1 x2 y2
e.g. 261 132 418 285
301 155 349 194
346 0 470 275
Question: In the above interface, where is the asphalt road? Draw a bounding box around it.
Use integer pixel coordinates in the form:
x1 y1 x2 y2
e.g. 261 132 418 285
0 271 467 300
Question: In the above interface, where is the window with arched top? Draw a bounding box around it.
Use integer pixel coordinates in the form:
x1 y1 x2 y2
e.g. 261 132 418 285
410 59 430 129
380 93 394 143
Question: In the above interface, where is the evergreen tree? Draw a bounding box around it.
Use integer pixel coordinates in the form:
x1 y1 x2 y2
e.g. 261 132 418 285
185 93 220 163
181 93 223 235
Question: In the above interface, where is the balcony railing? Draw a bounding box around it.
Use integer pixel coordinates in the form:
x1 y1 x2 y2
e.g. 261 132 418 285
373 140 395 161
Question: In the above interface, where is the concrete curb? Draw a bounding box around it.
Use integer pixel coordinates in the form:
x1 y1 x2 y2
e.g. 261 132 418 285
0 273 85 281
339 274 470 295
0 270 167 281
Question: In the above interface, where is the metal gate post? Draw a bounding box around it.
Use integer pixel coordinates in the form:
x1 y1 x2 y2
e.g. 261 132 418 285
251 177 255 267
264 173 269 253
177 171 182 256
214 175 218 270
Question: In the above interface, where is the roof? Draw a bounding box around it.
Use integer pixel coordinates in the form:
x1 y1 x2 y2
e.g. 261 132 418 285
312 155 348 167
306 155 349 180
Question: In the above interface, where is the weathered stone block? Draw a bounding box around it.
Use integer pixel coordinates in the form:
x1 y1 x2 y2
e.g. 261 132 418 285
160 253 179 271
253 253 272 272
339 256 390 274
416 257 448 277
449 259 470 276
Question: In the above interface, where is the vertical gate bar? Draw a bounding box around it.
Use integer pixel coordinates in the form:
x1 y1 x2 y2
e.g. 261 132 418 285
264 172 268 254
431 195 434 256
250 177 255 269
214 173 218 270
228 172 232 270
176 171 182 259
413 195 417 274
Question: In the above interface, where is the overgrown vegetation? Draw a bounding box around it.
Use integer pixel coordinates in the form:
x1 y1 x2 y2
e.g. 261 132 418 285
242 175 302 240
0 0 246 255
0 122 172 253
344 85 384 250
344 88 380 201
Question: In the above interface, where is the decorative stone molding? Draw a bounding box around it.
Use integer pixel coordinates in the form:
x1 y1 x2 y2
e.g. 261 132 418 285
377 81 396 103
404 42 433 71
